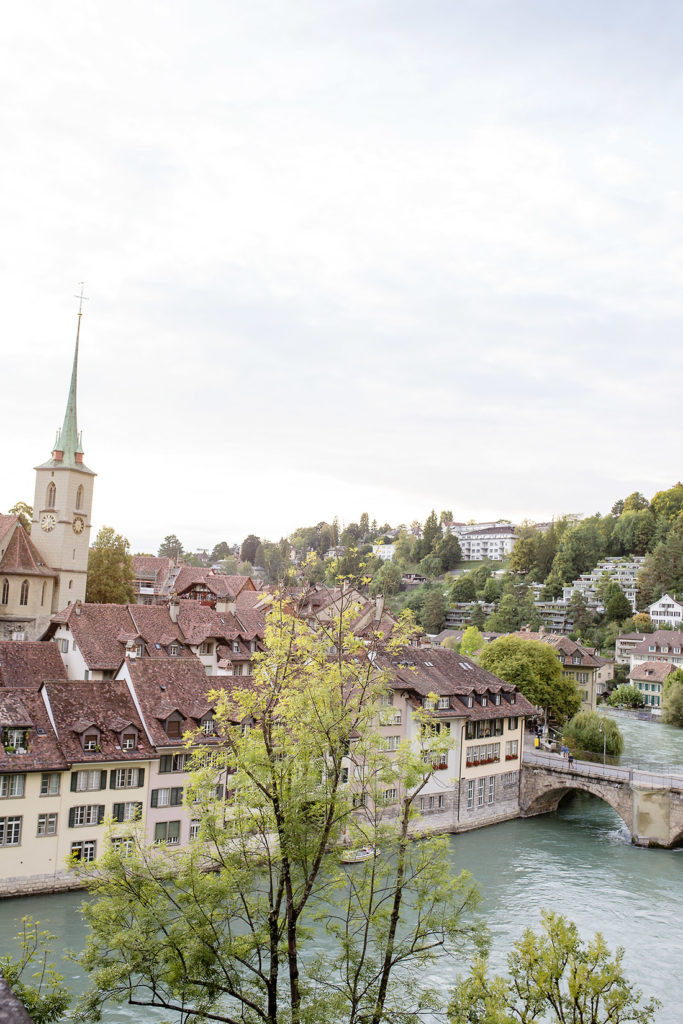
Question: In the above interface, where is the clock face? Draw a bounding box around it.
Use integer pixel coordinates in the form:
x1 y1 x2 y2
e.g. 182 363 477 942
72 516 85 534
40 512 57 532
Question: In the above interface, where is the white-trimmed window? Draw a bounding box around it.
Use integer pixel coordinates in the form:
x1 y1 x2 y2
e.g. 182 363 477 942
0 816 22 846
151 787 183 807
467 780 474 809
506 740 519 758
112 802 142 823
438 697 450 709
159 753 189 773
508 717 519 730
112 767 144 790
69 805 104 827
487 776 495 804
201 717 215 735
37 812 58 836
477 778 485 807
110 836 134 856
0 774 25 798
40 773 60 796
121 732 137 751
3 729 29 754
71 840 96 862
189 819 201 841
74 770 106 792
378 693 394 707
198 641 213 655
382 735 400 752
57 638 69 653
384 788 397 802
83 732 100 751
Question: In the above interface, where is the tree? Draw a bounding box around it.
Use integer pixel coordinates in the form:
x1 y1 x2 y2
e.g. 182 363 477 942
359 512 370 537
661 680 683 726
210 540 232 563
636 531 683 608
158 533 184 559
422 590 446 633
219 554 239 574
608 685 644 709
369 560 402 598
418 554 443 578
76 599 484 1024
632 613 655 633
0 916 71 1024
240 534 261 563
435 533 462 571
479 637 581 723
567 591 595 635
482 577 500 603
460 626 485 658
449 909 659 1024
605 589 633 623
613 510 656 556
86 527 135 604
8 501 32 532
452 574 477 603
421 509 442 556
562 711 624 757
623 491 650 512
650 482 683 522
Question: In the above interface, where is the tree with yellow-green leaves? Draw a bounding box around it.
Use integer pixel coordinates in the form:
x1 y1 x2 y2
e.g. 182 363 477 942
85 526 135 604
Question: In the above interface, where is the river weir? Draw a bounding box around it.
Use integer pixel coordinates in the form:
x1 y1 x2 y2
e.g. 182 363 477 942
0 712 680 1023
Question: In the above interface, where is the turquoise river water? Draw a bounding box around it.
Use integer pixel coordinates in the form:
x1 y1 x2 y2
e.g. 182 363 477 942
0 711 681 1022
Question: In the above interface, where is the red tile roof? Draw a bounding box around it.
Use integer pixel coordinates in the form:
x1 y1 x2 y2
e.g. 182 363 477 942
0 641 67 688
0 689 66 773
0 523 56 577
43 680 156 765
125 660 233 747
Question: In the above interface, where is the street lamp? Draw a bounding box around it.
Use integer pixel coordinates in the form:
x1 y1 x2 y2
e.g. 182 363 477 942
598 721 606 765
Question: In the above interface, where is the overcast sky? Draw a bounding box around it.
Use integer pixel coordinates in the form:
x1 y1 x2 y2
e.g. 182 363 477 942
2 1 682 553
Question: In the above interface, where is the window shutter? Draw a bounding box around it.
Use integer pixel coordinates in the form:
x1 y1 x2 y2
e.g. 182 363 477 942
137 768 144 787
109 770 117 789
215 784 224 800
100 771 107 790
112 803 124 823
68 807 76 827
171 787 183 806
134 801 142 820
151 790 159 808
97 806 105 825
159 755 170 773
70 774 77 793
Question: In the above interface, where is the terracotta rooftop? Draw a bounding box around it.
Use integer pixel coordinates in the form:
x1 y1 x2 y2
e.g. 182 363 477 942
0 689 66 773
0 641 67 688
125 659 233 748
43 680 155 765
0 523 56 577
631 631 683 656
629 660 678 684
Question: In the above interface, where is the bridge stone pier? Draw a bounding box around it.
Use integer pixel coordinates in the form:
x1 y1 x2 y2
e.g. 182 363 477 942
520 751 683 848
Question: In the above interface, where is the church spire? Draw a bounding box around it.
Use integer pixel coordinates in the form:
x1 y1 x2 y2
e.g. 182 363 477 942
45 284 91 471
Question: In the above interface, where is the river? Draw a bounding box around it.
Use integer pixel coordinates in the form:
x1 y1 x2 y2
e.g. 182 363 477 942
0 712 681 1023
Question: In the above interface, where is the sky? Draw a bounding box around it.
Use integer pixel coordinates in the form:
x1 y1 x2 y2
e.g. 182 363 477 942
2 1 683 553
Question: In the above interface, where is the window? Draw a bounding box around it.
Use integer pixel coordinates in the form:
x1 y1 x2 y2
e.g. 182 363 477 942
232 641 240 653
165 717 182 738
71 840 96 862
198 642 213 655
121 732 137 751
37 813 57 836
481 696 488 707
69 805 104 827
72 770 107 792
508 717 519 730
151 787 183 807
19 580 29 606
40 773 60 796
467 780 474 810
201 717 215 735
381 735 400 752
75 485 84 510
352 793 365 808
503 771 518 785
154 820 180 845
378 693 394 706
0 579 8 605
3 729 29 754
83 732 100 751
572 656 582 665
487 776 495 804
384 788 397 802
0 775 25 798
0 816 22 846
46 482 56 508
135 643 144 658
57 638 69 653
168 644 180 657
111 767 144 790
159 753 189 773
477 778 485 807
466 695 474 707
112 802 142 823
493 693 501 705
438 697 450 709
110 836 134 855
189 819 201 841
505 740 519 759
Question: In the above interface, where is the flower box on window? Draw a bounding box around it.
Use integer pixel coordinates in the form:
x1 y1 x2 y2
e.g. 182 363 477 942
505 753 518 761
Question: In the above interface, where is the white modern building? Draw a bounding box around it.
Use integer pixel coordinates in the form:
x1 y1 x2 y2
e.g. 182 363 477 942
647 593 683 629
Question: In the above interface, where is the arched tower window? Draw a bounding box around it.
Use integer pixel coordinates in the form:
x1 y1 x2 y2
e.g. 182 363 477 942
0 579 8 605
19 580 29 606
46 482 56 509
75 485 84 510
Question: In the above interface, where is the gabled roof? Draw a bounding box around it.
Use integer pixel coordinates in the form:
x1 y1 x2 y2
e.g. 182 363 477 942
0 689 66 772
0 641 67 688
43 680 154 764
126 660 231 748
49 603 135 670
176 603 241 645
510 631 601 668
631 630 683 656
628 661 677 683
0 523 56 577
0 515 17 552
174 569 255 601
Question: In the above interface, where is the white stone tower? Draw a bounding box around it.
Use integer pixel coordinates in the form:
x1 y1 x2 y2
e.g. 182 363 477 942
32 294 96 612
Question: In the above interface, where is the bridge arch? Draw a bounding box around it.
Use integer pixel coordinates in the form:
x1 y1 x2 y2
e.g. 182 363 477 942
520 770 634 837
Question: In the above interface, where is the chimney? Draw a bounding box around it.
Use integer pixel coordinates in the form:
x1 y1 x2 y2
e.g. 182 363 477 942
374 595 384 623
74 599 82 616
169 595 180 623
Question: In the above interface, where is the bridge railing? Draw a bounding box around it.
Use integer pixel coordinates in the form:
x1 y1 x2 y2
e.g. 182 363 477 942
523 749 683 790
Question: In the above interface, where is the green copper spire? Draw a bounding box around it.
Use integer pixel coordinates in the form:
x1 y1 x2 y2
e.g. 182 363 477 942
36 285 95 474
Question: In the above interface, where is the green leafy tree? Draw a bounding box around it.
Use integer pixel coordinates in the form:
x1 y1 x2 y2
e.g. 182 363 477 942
422 590 446 633
8 501 33 532
76 599 484 1024
449 909 659 1024
452 574 477 602
240 534 261 563
563 711 624 757
613 510 656 556
435 533 462 571
422 509 442 555
636 531 683 607
359 511 370 537
210 540 232 563
482 577 501 603
661 680 683 726
157 533 184 559
470 604 487 629
369 560 402 598
623 491 650 512
479 637 581 723
567 591 595 635
460 626 485 658
605 589 633 623
608 684 644 709
418 554 443 578
219 554 239 574
238 560 254 577
0 916 71 1024
86 527 135 604
650 482 683 521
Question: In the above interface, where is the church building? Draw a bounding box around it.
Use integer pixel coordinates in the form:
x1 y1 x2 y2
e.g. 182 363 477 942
0 308 95 640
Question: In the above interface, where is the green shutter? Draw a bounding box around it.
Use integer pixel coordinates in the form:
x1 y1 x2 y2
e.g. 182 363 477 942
70 774 77 792
68 807 76 827
97 806 105 825
109 770 117 789
112 803 124 823
137 768 144 787
151 790 158 808
100 771 107 790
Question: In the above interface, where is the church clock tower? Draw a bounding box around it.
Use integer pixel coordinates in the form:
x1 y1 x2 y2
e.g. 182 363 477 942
32 292 96 612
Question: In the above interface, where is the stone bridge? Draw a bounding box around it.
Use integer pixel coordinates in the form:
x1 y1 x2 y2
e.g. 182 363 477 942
520 750 683 848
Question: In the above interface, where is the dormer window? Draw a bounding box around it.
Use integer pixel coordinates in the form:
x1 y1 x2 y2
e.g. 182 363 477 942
201 716 215 735
83 731 100 751
198 642 213 656
494 693 501 705
232 641 240 653
165 714 183 738
169 644 179 657
481 695 488 707
135 643 144 658
572 656 581 665
510 692 516 704
466 695 474 708
438 697 450 709
3 728 29 754
250 640 258 653
422 697 436 710
121 731 137 751
558 655 565 664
